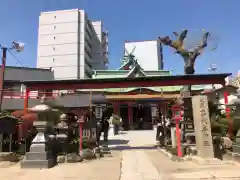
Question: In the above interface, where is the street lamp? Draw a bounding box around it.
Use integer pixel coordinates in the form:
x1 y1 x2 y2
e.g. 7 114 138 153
0 41 25 110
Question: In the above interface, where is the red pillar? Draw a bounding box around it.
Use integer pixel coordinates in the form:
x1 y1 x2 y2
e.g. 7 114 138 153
224 91 232 138
24 88 30 113
176 119 182 157
113 101 119 115
158 103 161 115
19 88 29 140
128 102 133 128
172 105 183 157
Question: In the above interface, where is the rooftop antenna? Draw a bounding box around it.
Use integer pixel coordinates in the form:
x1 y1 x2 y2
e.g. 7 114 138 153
208 63 218 89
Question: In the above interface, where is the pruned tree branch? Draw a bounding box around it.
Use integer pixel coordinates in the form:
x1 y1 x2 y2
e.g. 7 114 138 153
192 32 210 57
159 29 210 78
158 29 188 52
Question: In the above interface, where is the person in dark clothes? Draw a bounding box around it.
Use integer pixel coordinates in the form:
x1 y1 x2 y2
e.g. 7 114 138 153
139 117 144 129
156 120 164 145
96 109 109 146
101 110 109 142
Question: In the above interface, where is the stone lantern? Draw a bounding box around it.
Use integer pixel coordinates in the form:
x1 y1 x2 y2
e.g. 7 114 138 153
227 89 240 153
21 96 56 168
56 113 68 160
58 113 68 129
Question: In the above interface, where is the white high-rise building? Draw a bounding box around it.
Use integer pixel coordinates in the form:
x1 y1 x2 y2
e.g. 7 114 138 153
37 9 108 80
124 40 163 70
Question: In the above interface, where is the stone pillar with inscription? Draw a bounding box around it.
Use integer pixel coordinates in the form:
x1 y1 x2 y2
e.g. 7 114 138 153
192 95 214 158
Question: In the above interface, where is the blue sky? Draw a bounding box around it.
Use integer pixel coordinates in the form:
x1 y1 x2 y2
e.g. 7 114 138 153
0 0 239 75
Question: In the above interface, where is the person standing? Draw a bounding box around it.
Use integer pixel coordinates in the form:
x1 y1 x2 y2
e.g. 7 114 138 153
139 117 144 129
156 120 164 145
109 113 121 135
96 109 109 146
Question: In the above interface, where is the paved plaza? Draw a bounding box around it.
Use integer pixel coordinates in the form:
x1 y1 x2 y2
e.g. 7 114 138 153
0 129 240 180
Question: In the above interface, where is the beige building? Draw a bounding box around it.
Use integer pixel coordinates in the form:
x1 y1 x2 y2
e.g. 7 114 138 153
37 9 109 80
124 40 163 71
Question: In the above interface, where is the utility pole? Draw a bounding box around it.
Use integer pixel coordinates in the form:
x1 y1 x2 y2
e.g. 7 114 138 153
0 47 7 110
0 41 25 110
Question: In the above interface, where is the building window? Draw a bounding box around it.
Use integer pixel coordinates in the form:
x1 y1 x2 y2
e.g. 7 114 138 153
53 58 55 62
54 26 56 29
53 47 55 50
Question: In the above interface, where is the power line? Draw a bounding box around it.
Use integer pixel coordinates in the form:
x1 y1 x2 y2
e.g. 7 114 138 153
7 49 24 67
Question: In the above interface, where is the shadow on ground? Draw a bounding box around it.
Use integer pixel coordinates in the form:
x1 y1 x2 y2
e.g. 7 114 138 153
107 139 129 145
119 131 128 135
100 139 129 146
109 145 158 151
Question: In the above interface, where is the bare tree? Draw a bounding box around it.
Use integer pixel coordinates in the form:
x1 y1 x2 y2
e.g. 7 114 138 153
159 29 210 75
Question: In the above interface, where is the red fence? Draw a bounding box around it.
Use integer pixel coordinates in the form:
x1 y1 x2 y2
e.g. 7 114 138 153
2 90 59 99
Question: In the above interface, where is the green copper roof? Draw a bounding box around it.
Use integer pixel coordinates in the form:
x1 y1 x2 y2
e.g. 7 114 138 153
93 70 171 79
89 57 204 93
89 69 204 93
77 85 205 93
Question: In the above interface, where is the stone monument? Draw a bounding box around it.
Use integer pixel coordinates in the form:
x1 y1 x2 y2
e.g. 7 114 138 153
233 130 240 153
170 127 177 148
192 95 214 158
227 89 240 153
21 96 55 168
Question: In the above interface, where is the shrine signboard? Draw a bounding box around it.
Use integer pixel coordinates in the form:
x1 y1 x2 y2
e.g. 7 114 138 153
192 95 214 158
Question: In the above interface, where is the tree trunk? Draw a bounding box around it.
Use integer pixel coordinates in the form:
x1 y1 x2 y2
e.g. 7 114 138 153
183 61 195 93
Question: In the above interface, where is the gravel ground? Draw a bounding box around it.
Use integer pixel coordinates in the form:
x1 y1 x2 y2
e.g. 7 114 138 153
0 151 122 180
1 130 240 180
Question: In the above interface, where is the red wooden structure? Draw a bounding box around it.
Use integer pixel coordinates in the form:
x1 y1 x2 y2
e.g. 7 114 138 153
18 73 230 110
8 73 231 143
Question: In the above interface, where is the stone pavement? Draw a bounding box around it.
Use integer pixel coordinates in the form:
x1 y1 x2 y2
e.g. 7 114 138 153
112 130 240 180
0 129 240 180
121 150 162 180
0 151 121 180
148 149 240 180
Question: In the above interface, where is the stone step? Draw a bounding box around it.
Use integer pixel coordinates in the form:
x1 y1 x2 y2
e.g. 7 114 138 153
30 144 47 152
25 152 52 161
21 158 54 169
